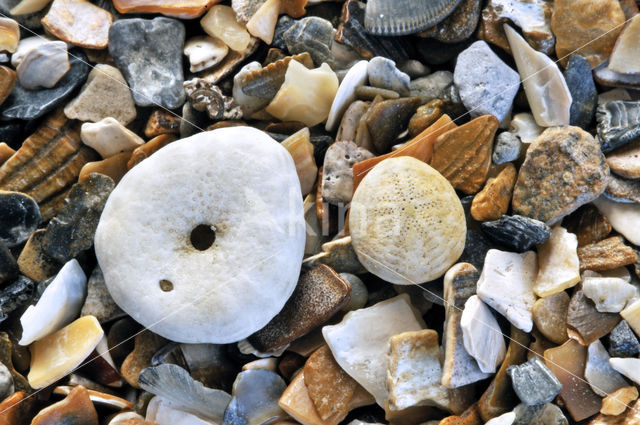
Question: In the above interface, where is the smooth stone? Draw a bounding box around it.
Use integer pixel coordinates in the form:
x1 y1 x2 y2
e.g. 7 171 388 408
16 40 68 90
409 70 463 114
336 100 369 142
593 196 640 245
513 403 567 425
532 292 570 345
322 294 423 407
41 174 115 263
0 363 13 400
585 340 628 397
0 275 35 323
564 204 612 247
302 236 366 275
507 357 562 406
608 14 640 74
247 265 350 352
201 5 251 52
224 369 287 425
477 249 537 332
551 0 624 68
2 49 89 120
10 36 51 67
459 229 494 272
109 17 186 109
282 128 318 197
564 54 598 129
283 16 334 67
321 141 373 205
567 288 620 345
492 132 522 164
453 40 520 124
42 0 112 49
610 357 640 386
577 236 638 272
442 263 490 388
582 275 636 313
79 151 131 184
598 88 631 104
512 126 610 224
81 118 144 158
0 241 17 285
504 24 571 127
461 294 505 374
534 226 580 297
145 396 215 425
367 57 410 97
0 190 41 247
408 99 444 137
470 163 517 222
28 316 103 389
481 215 551 252
0 66 16 106
184 79 242 121
486 412 516 425
184 36 228 73
399 59 430 79
419 0 481 43
325 60 368 132
607 139 640 179
596 101 640 153
600 387 638 416
19 259 86 345
594 60 640 89
64 64 136 125
80 266 125 323
608 320 640 357
0 17 19 53
350 157 466 284
364 97 421 153
509 112 543 144
31 385 98 425
339 273 367 312
121 330 167 388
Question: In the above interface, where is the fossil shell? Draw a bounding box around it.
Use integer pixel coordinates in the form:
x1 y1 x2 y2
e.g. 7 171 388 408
364 0 463 35
597 100 640 153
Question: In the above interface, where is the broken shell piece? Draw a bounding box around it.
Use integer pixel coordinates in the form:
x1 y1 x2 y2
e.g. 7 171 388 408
326 60 368 132
321 140 373 205
223 369 287 425
146 396 217 425
477 249 538 332
610 357 640 386
461 295 506 374
364 0 463 36
600 386 638 416
184 79 242 121
16 40 69 90
201 5 252 52
504 24 571 127
585 340 628 397
593 196 640 245
19 258 87 346
41 0 113 50
534 226 580 297
81 117 145 159
596 100 640 153
53 386 133 410
509 112 543 144
281 128 317 196
138 364 230 423
266 60 339 127
246 0 281 44
582 275 636 313
0 18 19 53
184 36 229 73
28 315 104 389
79 152 131 185
31 385 98 425
608 15 640 75
322 295 423 407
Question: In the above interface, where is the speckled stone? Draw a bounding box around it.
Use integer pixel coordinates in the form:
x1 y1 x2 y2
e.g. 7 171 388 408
577 236 638 272
507 357 562 406
493 132 522 165
108 17 186 109
607 320 640 358
605 174 640 203
564 55 597 130
481 215 551 252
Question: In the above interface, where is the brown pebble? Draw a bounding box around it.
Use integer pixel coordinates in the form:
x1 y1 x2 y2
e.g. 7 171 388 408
264 121 307 135
620 0 639 19
606 138 640 179
120 330 167 388
590 398 640 424
127 134 177 170
440 403 482 425
527 329 556 361
17 229 61 285
0 392 32 425
408 99 445 137
0 66 16 106
277 352 305 381
79 152 131 184
532 292 570 345
601 386 638 416
470 163 516 222
564 204 612 247
41 0 113 49
567 288 620 345
144 109 181 138
206 121 247 131
355 85 399 100
336 100 369 143
0 143 15 167
430 114 498 195
365 96 421 153
31 386 98 425
578 236 638 272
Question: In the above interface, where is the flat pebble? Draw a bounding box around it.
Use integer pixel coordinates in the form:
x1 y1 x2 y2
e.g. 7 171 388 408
507 357 562 406
584 340 628 397
564 54 597 129
16 40 68 90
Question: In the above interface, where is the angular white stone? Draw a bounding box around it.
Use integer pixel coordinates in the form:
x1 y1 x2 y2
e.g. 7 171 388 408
16 40 69 89
81 117 144 159
610 357 640 386
246 0 280 44
509 112 543 143
460 295 506 374
534 226 580 297
477 249 538 332
583 275 636 313
19 259 87 346
183 36 228 73
585 340 628 397
322 294 423 407
593 196 640 246
146 396 215 425
609 15 640 74
367 56 410 96
486 412 516 425
325 60 368 132
504 24 571 127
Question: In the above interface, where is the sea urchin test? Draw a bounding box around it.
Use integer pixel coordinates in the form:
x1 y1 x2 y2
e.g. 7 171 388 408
94 127 306 344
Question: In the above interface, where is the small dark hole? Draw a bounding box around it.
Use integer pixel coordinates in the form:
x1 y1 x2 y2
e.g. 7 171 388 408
159 279 173 292
190 224 216 251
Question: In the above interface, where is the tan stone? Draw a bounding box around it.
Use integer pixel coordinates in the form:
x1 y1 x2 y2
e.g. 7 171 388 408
201 5 251 51
565 205 612 247
532 292 570 345
590 399 640 425
430 115 498 195
578 236 638 272
282 128 318 197
79 152 132 184
80 117 144 159
440 404 482 425
42 0 113 49
534 226 580 297
17 229 61 282
120 330 167 388
0 392 33 425
31 386 98 425
144 109 181 138
246 0 280 44
607 139 640 179
114 0 221 18
470 163 516 222
127 134 178 169
609 15 640 75
551 0 625 68
0 18 19 53
408 99 445 138
601 386 638 416
0 143 14 166
0 66 16 106
621 299 640 337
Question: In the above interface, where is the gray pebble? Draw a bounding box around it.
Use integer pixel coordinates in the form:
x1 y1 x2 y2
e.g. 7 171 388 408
493 131 522 164
0 363 13 400
367 56 410 96
507 357 562 406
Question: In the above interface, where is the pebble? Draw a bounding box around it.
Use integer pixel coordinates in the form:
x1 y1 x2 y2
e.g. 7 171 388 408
28 315 103 389
606 173 640 203
453 40 520 124
565 204 611 247
41 174 115 264
477 249 537 332
567 288 620 345
481 215 551 252
509 112 543 144
79 151 131 184
364 96 420 153
0 17 19 53
31 386 98 425
245 0 280 44
16 229 60 282
598 88 631 104
584 340 628 397
95 128 305 344
600 386 638 416
431 115 498 194
64 64 137 125
144 110 181 138
366 56 410 96
349 157 466 284
564 54 597 129
321 141 373 205
534 226 580 297
201 5 251 52
512 126 609 224
16 40 68 90
593 196 640 245
606 139 640 179
596 101 640 153
609 357 640 386
492 132 522 164
461 295 506 374
183 36 228 73
109 17 186 109
470 163 516 222
0 364 13 401
607 14 640 74
0 66 16 106
408 99 444 137
593 60 640 90
322 295 423 407
120 330 167 388
582 274 636 313
145 396 212 425
504 24 571 127
409 70 460 109
0 190 41 247
577 236 638 272
486 412 516 425
0 242 17 285
0 275 36 323
282 16 334 67
620 299 640 339
247 265 350 352
80 119 143 159
336 100 369 142
507 357 562 406
532 292 570 345
302 236 366 275
608 320 640 358
551 0 624 67
419 0 481 43
325 60 368 132
355 85 399 100
42 0 113 49
281 128 318 197
224 369 287 425
80 266 125 323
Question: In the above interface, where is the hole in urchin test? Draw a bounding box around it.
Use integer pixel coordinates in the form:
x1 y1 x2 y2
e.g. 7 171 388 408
159 279 174 292
190 224 216 251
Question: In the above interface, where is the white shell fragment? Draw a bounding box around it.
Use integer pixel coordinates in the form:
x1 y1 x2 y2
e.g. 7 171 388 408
183 36 229 73
485 412 516 425
509 112 543 144
11 36 53 68
504 24 571 127
10 0 51 15
146 396 217 425
534 226 580 297
609 357 640 386
246 0 280 44
609 15 640 75
325 60 368 132
95 127 306 344
585 340 628 397
19 259 87 346
16 40 69 89
322 294 423 407
0 18 19 53
477 249 538 332
81 117 145 159
593 196 640 246
461 295 506 374
582 274 636 313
